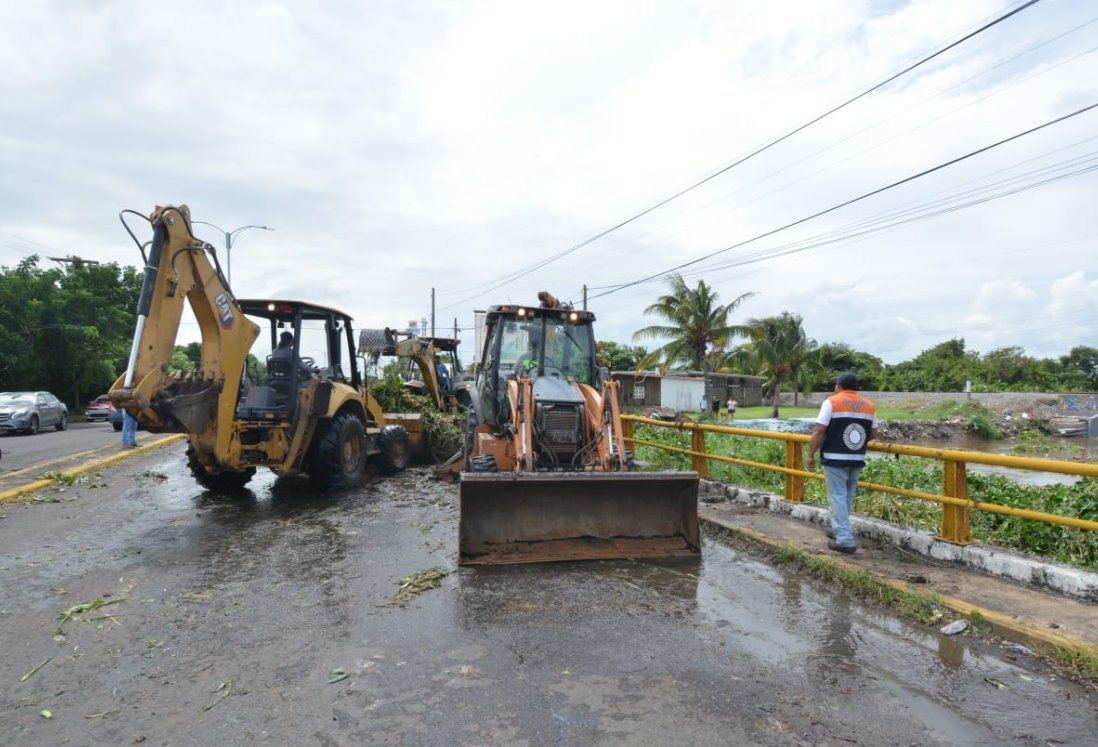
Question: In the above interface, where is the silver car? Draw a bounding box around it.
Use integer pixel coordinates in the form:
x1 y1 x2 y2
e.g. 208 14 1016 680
0 391 69 435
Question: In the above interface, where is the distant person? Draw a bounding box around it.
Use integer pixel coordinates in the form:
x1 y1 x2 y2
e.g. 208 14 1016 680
727 398 738 419
121 409 138 449
807 372 878 554
699 396 707 414
434 354 451 394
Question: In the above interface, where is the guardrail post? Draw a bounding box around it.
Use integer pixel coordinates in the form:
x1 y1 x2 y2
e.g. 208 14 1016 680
940 459 973 544
785 441 804 502
621 417 633 445
691 426 708 478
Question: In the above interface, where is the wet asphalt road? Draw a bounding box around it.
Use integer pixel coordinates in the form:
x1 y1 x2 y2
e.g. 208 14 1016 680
0 421 124 474
1 446 1096 746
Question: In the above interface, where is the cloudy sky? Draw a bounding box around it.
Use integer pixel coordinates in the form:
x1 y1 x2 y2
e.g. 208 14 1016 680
2 0 1095 366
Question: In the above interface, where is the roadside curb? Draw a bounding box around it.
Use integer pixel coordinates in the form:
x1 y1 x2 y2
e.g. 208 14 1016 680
699 515 1098 659
0 434 186 503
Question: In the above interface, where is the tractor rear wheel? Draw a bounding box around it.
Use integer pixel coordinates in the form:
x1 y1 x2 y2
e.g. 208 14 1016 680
186 445 255 492
375 424 411 474
310 412 367 490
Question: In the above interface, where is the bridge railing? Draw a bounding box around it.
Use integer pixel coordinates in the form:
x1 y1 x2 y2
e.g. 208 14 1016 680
620 414 1098 544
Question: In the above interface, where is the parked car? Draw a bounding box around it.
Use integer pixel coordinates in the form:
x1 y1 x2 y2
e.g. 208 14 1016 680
85 394 113 422
107 402 121 431
0 391 69 435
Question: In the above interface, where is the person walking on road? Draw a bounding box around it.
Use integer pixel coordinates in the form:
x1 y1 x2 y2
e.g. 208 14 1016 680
121 409 138 449
807 372 877 554
726 398 738 420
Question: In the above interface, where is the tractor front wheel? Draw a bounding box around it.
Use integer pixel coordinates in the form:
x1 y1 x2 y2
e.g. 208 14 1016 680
375 424 411 475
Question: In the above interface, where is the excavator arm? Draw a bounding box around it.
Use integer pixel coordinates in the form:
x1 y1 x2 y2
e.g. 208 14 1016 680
110 205 260 461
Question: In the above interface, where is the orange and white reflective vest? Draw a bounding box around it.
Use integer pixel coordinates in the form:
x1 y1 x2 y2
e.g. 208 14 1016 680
818 390 877 467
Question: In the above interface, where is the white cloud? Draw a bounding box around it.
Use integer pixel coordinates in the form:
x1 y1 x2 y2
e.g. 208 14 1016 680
1 0 1096 372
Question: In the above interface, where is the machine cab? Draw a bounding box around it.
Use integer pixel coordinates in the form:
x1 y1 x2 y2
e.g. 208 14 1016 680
235 299 361 421
476 304 597 428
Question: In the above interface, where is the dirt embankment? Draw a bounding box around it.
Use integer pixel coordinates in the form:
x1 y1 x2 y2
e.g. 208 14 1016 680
874 393 1064 441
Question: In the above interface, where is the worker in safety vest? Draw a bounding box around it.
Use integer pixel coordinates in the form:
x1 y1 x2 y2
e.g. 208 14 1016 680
807 372 878 554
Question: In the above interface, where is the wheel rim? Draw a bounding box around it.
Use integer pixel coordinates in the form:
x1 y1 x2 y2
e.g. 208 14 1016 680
391 438 408 467
342 430 363 474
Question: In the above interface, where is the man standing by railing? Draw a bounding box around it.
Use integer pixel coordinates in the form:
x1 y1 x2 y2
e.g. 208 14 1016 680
807 372 878 554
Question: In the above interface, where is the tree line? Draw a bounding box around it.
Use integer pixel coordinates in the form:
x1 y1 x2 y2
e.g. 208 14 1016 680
598 274 1098 409
3 259 1094 408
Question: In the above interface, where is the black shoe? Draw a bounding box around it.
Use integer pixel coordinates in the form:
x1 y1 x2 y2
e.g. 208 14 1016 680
825 528 836 540
828 540 857 554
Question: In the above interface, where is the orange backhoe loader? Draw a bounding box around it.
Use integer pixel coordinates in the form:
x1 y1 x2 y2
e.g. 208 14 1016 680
444 292 700 565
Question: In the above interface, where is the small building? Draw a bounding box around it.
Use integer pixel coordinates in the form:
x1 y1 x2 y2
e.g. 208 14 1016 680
612 370 765 413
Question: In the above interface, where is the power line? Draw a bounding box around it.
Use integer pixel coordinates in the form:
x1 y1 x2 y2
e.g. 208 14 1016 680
589 100 1098 299
601 34 1098 260
437 0 1044 310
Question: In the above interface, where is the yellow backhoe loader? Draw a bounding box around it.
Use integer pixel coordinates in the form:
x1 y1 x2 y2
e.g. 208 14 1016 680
358 329 470 414
109 204 417 491
447 292 700 565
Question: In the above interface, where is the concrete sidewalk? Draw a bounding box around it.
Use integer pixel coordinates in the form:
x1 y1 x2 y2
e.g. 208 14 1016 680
698 480 1098 660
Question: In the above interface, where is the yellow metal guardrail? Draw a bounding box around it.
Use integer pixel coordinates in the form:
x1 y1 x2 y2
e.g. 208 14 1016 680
620 414 1098 544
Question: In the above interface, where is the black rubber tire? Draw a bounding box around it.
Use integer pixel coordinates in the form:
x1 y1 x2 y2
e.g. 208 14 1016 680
26 416 39 436
112 421 123 432
185 445 255 492
55 414 68 431
463 409 477 464
375 424 411 475
310 412 368 489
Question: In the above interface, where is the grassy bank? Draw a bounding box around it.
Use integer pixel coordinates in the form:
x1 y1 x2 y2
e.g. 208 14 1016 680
633 423 1098 570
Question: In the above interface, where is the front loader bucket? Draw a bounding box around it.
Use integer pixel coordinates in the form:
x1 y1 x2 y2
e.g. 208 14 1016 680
459 471 700 565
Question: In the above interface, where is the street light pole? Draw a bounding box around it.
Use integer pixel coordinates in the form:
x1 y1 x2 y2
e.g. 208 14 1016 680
191 221 274 285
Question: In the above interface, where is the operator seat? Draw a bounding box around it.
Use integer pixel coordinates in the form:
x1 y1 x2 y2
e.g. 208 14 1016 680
266 355 294 408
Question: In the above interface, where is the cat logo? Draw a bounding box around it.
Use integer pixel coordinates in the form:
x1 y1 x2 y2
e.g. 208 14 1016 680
215 293 235 330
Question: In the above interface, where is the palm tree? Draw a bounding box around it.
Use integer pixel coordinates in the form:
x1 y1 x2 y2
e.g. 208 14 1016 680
736 312 820 417
633 274 754 372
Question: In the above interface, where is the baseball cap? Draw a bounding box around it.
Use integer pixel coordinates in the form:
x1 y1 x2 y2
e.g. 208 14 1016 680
837 371 858 389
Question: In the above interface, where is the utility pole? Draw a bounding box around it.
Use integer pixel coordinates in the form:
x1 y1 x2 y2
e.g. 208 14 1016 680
191 221 274 285
583 284 587 311
430 288 436 337
453 317 458 338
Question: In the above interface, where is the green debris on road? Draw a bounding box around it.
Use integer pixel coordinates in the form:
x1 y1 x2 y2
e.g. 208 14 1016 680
20 655 52 682
54 597 126 637
390 567 450 606
202 677 236 712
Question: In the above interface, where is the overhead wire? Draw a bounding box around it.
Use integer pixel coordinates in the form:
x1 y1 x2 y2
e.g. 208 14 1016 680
677 149 1098 276
599 32 1098 259
435 0 1044 311
588 100 1098 300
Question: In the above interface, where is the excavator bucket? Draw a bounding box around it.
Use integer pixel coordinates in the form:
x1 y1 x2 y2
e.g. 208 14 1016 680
459 471 700 565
